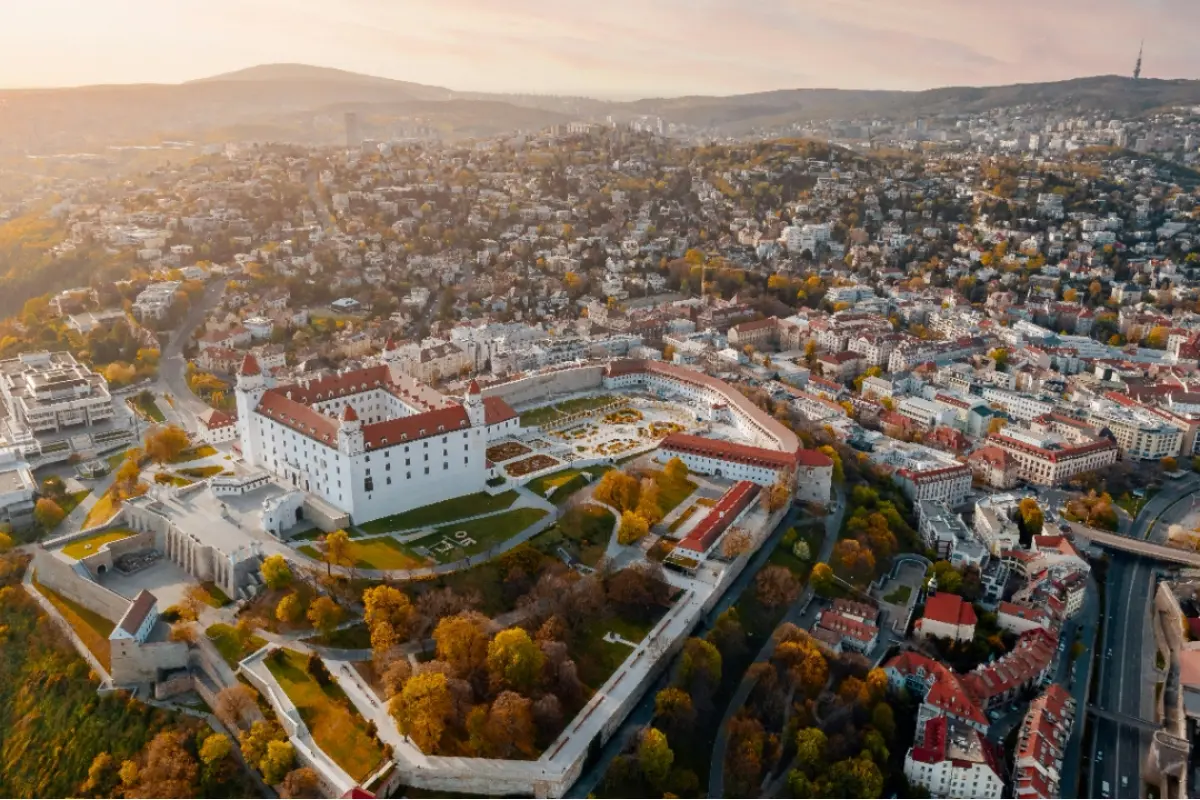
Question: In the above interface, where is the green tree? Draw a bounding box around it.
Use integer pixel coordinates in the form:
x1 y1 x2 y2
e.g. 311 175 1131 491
795 727 827 773
486 627 545 692
638 727 674 790
677 637 722 693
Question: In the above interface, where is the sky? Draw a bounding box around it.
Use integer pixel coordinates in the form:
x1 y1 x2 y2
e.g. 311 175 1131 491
1 0 1197 98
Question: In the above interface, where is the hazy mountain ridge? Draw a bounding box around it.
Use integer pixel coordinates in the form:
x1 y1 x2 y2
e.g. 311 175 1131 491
2 64 1199 154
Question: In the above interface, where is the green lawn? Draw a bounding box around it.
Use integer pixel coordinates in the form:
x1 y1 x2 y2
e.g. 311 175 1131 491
650 471 698 516
415 507 549 563
199 581 232 608
179 465 224 479
172 444 218 463
526 466 612 503
205 623 267 668
555 394 615 415
305 623 371 650
129 395 165 422
105 449 132 470
265 648 385 782
519 405 564 427
60 529 136 560
301 538 429 571
54 489 92 522
357 490 518 534
34 577 115 669
532 504 614 567
572 610 663 690
884 585 913 604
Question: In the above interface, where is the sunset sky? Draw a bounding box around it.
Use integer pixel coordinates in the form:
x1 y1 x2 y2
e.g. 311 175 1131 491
2 0 1196 97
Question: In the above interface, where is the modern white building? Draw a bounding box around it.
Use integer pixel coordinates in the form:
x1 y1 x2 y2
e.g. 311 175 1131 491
0 447 37 528
0 351 115 434
905 716 1004 799
132 281 182 321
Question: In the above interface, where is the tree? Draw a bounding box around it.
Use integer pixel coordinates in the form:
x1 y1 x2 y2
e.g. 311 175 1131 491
756 564 800 608
811 562 836 595
664 456 689 485
126 730 198 799
390 671 453 753
1018 497 1044 538
199 733 232 766
653 687 696 736
635 478 663 525
260 740 295 785
638 727 674 790
720 528 753 559
486 627 545 692
677 637 722 693
483 691 536 758
323 529 351 575
795 727 827 774
433 612 490 679
618 510 650 545
143 424 191 465
363 584 414 659
765 475 791 512
594 470 641 512
280 767 321 798
239 720 287 767
818 445 844 482
988 347 1009 371
872 701 896 742
0 531 12 553
33 497 66 529
307 595 343 635
276 592 304 624
215 684 256 730
829 754 883 799
707 607 748 661
80 752 118 797
1162 456 1179 472
260 554 293 590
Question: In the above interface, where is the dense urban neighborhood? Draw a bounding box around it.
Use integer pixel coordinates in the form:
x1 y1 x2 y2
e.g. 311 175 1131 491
4 71 1200 800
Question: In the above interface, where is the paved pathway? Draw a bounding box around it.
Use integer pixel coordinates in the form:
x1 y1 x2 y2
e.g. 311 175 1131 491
707 485 845 799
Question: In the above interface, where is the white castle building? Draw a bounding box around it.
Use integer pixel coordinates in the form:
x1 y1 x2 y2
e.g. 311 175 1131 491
234 351 518 524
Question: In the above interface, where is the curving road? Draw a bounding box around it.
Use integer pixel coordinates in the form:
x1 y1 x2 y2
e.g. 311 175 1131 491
159 280 227 430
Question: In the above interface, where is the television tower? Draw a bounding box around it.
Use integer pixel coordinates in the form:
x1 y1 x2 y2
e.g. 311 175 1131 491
1133 40 1143 80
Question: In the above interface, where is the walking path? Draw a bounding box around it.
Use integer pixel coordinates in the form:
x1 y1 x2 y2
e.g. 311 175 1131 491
707 485 845 799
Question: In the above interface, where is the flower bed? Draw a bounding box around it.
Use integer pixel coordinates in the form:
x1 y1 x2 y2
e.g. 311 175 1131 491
603 408 644 425
647 420 685 438
504 453 562 476
485 441 532 462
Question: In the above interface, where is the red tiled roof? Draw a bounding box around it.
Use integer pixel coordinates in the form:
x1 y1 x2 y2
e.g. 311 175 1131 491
483 396 517 425
923 592 977 627
361 405 471 452
340 403 358 422
660 432 832 471
198 408 235 429
257 391 339 444
239 352 260 376
678 481 759 554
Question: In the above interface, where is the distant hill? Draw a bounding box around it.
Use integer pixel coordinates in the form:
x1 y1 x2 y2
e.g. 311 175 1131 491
2 65 1199 155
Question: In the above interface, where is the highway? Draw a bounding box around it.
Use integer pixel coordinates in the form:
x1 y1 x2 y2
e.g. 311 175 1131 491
1087 475 1199 798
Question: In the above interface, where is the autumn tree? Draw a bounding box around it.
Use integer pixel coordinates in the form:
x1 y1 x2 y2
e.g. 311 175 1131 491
638 727 674 790
433 611 490 680
323 529 351 575
215 684 257 730
143 424 191 465
795 727 827 774
80 752 119 797
677 637 722 694
482 691 536 758
280 767 321 799
765 474 792 512
664 456 689 485
594 470 641 512
720 528 753 559
486 627 545 692
617 510 650 545
390 671 453 753
1162 456 1179 472
707 607 748 662
33 497 66 529
363 584 414 659
125 731 198 799
238 720 287 767
635 478 663 525
653 687 696 737
307 595 343 635
276 592 305 624
1018 497 1044 539
198 733 232 767
810 562 835 595
260 740 295 785
260 554 293 590
756 565 800 608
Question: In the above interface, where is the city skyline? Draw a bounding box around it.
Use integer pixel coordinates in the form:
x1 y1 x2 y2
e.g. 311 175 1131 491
1 0 1196 98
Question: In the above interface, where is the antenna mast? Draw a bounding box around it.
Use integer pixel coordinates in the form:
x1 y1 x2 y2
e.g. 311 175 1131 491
1134 40 1143 80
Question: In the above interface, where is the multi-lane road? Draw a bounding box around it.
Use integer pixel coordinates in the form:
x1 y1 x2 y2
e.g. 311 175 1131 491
1088 475 1199 798
159 280 227 429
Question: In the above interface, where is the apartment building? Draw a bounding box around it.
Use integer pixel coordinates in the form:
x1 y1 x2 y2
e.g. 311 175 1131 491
987 428 1117 486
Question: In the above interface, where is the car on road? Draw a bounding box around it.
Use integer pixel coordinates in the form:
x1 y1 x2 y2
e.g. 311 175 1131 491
1101 780 1111 797
1122 776 1129 788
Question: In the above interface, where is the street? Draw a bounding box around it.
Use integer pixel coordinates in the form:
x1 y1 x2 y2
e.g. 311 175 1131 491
159 279 227 430
1086 475 1199 798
